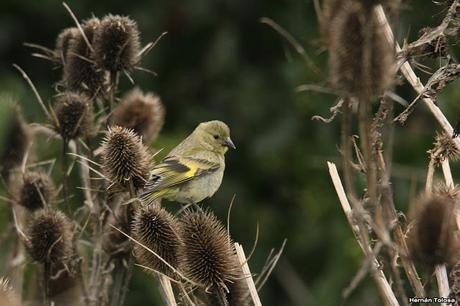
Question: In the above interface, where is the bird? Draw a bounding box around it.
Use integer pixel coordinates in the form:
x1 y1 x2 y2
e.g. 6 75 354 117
140 120 235 205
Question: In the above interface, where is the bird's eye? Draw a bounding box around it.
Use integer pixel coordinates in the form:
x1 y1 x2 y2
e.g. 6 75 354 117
213 135 219 139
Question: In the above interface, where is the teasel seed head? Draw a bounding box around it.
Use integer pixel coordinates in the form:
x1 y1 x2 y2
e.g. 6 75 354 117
52 91 91 141
55 27 79 65
132 203 182 278
329 1 395 97
0 106 31 180
101 126 150 190
16 171 56 211
63 18 104 96
429 132 460 165
408 194 460 267
0 278 20 306
112 88 165 143
26 209 74 264
179 210 239 290
93 15 141 73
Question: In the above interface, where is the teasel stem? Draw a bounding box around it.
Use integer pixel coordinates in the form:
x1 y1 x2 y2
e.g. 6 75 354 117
327 162 400 306
375 4 460 150
43 261 51 306
110 179 136 306
156 273 177 306
341 98 356 201
62 140 70 211
235 243 261 306
425 152 451 305
108 71 119 113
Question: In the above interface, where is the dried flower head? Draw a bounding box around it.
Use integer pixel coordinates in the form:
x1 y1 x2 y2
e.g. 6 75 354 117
0 107 31 179
407 27 447 59
93 15 140 73
329 1 395 97
132 204 182 278
52 91 91 141
429 132 460 165
26 209 73 264
179 210 239 290
112 88 165 143
17 171 56 211
101 126 150 190
408 194 460 267
0 278 20 306
55 27 79 65
63 18 104 96
102 195 134 258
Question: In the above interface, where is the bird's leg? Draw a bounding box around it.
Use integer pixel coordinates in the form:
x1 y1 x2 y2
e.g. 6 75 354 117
191 201 203 212
175 203 192 216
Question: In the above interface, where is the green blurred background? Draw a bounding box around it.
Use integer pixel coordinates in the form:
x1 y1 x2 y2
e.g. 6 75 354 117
1 0 460 305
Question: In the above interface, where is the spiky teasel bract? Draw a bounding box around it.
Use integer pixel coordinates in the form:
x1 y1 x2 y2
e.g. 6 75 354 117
132 203 182 279
26 209 74 264
429 132 460 165
63 18 104 96
16 171 56 211
0 106 31 180
101 126 150 190
52 91 91 141
112 88 165 143
328 1 395 97
0 277 20 306
408 194 460 267
93 15 141 73
55 27 79 65
179 210 239 292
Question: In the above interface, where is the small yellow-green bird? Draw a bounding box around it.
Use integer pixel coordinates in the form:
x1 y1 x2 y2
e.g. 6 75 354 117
140 120 235 205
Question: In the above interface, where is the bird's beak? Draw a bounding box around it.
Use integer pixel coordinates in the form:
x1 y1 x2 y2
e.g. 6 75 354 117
223 137 236 149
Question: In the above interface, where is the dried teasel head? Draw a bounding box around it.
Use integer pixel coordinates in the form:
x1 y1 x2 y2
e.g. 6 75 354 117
55 27 79 65
93 15 141 73
112 88 165 143
0 278 20 306
0 106 31 180
26 209 74 264
428 132 460 165
101 126 150 190
329 1 395 97
408 194 460 267
63 18 104 96
132 203 182 278
179 210 239 291
52 91 91 141
16 171 56 211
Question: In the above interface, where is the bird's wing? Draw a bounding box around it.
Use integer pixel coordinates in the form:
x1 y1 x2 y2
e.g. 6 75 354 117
140 155 220 201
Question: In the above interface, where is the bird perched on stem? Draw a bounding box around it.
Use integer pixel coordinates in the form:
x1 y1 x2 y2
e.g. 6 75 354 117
140 120 235 205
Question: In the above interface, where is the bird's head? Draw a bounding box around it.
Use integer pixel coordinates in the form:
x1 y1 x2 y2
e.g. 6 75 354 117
195 120 235 154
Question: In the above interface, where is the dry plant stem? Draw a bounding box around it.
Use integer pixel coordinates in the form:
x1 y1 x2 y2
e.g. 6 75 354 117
440 159 460 228
435 265 450 306
425 157 450 303
62 140 70 211
156 273 177 306
341 98 357 199
375 5 460 150
111 182 137 306
358 97 378 209
327 162 400 306
235 243 263 306
376 151 425 298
